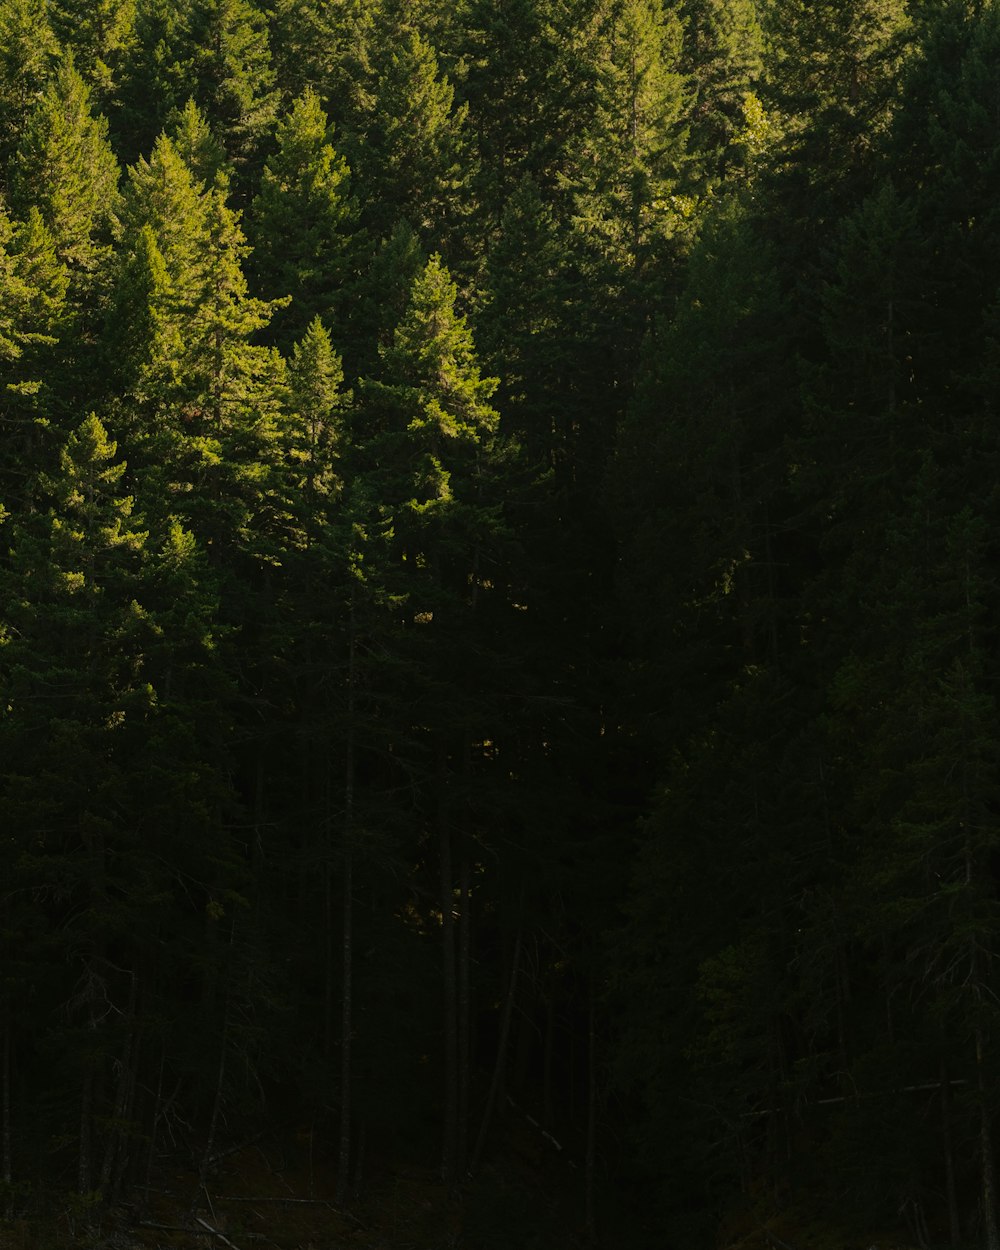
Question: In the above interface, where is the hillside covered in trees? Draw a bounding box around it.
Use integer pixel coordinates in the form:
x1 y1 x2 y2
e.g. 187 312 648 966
3 0 1000 1247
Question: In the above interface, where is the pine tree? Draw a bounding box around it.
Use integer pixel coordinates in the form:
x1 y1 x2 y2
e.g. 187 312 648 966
175 0 280 178
348 219 426 377
0 203 68 508
286 315 348 516
169 95 229 188
114 135 288 573
267 0 376 115
349 31 476 258
9 53 120 277
460 0 604 212
0 0 61 170
761 0 911 214
48 0 136 103
249 89 357 347
680 0 764 187
566 0 688 278
112 0 186 163
0 413 152 1197
359 255 515 1184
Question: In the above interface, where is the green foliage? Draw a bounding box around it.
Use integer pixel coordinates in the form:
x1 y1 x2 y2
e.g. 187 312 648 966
0 0 61 167
49 0 136 102
565 0 688 274
350 31 476 256
680 0 765 187
175 0 280 173
8 3 1000 1245
9 53 120 274
249 89 357 345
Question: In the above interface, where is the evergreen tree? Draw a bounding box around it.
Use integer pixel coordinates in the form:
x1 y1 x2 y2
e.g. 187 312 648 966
761 0 911 214
113 134 288 576
0 203 68 509
460 0 604 212
249 89 357 347
267 0 375 114
566 0 688 278
169 95 230 188
286 315 348 514
0 0 61 171
349 31 476 259
9 54 120 277
175 0 280 178
680 0 764 187
0 413 153 1196
112 0 186 163
359 254 516 1183
48 0 136 103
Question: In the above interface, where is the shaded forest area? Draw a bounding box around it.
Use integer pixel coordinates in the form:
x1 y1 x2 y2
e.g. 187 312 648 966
3 0 1000 1246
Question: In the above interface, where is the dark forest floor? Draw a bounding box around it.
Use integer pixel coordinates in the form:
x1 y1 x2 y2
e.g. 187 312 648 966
3 1113 595 1250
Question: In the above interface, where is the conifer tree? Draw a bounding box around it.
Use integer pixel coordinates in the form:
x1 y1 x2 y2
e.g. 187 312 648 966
114 134 287 574
680 0 764 187
112 0 186 162
0 0 61 171
460 0 603 211
349 220 426 377
0 203 68 508
169 96 230 188
761 0 911 213
267 0 375 114
9 54 120 277
249 89 357 347
175 0 280 178
0 413 152 1195
566 0 688 278
49 0 136 103
360 255 514 1183
286 315 348 515
350 31 476 258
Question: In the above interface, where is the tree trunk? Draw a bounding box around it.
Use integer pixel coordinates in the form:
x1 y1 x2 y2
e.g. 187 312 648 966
2 1013 11 1219
457 850 472 1175
99 969 138 1199
977 1027 999 1250
336 843 353 1204
439 750 459 1188
336 586 357 1204
79 1067 93 1195
584 979 599 1246
941 1060 960 1248
471 927 522 1173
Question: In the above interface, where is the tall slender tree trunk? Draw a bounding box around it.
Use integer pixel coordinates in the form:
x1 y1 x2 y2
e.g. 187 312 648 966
337 586 357 1204
144 1048 165 1205
543 982 555 1129
194 921 236 1212
79 1067 93 1195
585 978 598 1246
977 1026 999 1250
941 1059 960 1248
471 927 522 1173
2 993 11 1218
457 849 472 1175
100 969 138 1199
439 747 459 1187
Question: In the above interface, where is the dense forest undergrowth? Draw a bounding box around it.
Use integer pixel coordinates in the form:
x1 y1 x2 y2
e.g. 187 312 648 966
4 0 1000 1246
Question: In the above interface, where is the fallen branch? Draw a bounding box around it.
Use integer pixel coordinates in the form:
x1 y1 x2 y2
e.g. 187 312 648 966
196 1215 243 1250
137 1219 271 1243
213 1195 337 1205
743 1078 970 1118
764 1233 803 1250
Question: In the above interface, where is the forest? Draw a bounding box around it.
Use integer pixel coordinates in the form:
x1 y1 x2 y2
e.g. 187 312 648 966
2 0 1000 1247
